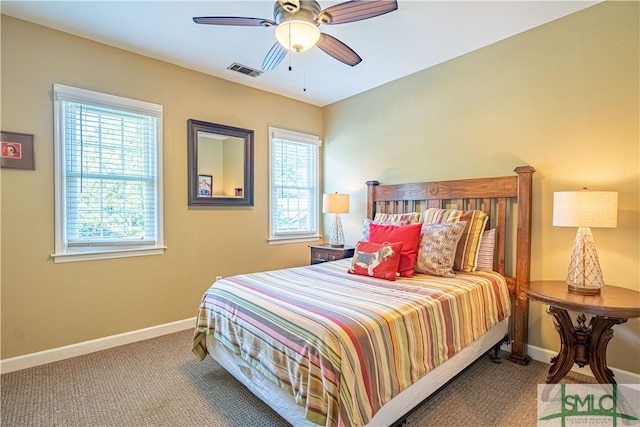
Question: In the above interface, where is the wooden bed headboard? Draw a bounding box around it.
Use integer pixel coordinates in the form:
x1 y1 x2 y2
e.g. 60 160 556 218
366 166 535 366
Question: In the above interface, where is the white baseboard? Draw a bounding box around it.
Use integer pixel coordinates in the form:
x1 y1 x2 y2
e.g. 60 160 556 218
501 343 640 384
0 317 196 374
3 320 637 384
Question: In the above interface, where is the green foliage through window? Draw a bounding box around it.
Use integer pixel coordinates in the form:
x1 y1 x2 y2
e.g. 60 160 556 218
53 84 163 260
269 128 320 241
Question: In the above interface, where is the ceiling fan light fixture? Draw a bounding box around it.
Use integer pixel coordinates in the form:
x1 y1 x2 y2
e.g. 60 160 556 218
275 20 320 52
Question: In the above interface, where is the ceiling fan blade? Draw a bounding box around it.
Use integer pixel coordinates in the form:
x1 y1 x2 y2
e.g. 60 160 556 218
262 42 288 71
317 0 398 25
193 16 276 27
316 33 362 66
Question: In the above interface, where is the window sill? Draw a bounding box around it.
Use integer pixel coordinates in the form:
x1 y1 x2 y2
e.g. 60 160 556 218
267 235 321 245
51 246 167 263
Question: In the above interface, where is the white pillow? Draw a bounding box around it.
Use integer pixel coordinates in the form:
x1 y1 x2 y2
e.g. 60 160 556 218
476 229 496 270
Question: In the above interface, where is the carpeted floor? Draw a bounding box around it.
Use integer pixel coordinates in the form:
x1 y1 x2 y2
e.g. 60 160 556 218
1 330 593 427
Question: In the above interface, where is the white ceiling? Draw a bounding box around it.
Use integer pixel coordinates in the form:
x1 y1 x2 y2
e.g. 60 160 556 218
2 0 600 107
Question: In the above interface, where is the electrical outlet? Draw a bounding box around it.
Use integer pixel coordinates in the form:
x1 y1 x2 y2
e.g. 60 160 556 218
215 276 222 281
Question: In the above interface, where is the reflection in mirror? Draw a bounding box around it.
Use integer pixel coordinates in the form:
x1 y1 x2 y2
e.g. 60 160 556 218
197 132 244 197
188 119 254 207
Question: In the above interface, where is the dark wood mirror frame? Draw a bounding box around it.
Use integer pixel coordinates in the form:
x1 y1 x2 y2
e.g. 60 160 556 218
187 119 254 207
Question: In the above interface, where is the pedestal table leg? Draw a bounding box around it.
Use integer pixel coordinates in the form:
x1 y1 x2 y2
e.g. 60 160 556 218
546 307 628 385
546 306 576 384
588 315 627 384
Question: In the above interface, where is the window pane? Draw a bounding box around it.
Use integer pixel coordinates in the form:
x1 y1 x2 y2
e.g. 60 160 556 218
64 102 157 245
67 177 153 242
54 84 162 259
269 127 320 241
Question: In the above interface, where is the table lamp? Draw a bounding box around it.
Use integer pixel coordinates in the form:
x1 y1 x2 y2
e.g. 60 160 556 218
323 193 349 247
552 189 618 294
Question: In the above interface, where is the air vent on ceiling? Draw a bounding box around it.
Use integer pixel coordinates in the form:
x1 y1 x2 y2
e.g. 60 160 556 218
227 63 263 78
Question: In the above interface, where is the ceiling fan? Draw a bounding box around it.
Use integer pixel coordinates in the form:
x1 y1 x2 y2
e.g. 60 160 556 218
193 0 398 71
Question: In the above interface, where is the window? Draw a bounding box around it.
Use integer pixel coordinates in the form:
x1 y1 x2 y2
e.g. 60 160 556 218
269 127 321 243
52 84 164 262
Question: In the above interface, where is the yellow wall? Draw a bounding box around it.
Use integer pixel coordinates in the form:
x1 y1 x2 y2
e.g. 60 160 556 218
324 1 639 374
2 1 639 376
222 138 244 197
0 15 323 359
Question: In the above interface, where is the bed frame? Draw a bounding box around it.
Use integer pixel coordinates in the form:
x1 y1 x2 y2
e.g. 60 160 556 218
202 166 536 427
366 165 535 365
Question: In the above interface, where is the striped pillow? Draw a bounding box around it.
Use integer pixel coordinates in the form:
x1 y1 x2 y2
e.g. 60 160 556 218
423 208 489 272
373 212 422 223
476 229 496 270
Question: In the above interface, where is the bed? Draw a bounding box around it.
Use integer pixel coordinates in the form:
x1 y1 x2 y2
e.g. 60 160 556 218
193 166 535 426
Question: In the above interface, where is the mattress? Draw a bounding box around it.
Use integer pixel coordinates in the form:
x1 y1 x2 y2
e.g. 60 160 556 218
193 259 511 426
206 318 509 427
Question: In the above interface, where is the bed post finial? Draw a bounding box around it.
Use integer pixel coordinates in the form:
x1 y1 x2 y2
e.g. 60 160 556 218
366 180 380 220
509 166 535 366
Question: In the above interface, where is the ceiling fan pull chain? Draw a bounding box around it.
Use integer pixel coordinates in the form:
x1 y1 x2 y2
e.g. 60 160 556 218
288 19 293 71
303 51 307 92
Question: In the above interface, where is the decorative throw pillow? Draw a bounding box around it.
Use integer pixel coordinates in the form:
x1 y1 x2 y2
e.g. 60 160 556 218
368 222 422 277
360 218 375 241
348 241 403 281
476 228 496 270
360 217 411 241
423 208 489 272
415 222 467 277
373 212 422 223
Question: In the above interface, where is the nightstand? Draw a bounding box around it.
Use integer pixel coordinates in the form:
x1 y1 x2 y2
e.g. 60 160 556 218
524 280 640 384
309 244 355 265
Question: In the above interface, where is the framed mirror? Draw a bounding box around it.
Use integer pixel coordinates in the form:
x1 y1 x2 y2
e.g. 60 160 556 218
187 119 254 207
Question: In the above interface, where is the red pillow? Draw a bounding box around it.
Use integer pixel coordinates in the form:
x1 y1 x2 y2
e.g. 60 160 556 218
368 222 422 277
348 241 403 281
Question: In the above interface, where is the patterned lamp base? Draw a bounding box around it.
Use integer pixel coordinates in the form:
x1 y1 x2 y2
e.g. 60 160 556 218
566 227 604 295
329 213 345 248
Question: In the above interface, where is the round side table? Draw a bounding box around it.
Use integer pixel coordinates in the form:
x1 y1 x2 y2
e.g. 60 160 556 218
524 281 640 384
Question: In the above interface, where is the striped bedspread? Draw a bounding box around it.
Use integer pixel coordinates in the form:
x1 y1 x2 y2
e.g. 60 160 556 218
193 259 510 427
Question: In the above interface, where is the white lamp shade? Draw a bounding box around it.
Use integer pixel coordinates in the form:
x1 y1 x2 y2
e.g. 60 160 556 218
275 20 321 52
553 191 618 228
323 193 349 214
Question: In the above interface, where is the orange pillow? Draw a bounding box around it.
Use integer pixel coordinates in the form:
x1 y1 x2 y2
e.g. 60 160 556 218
368 222 422 277
348 241 403 281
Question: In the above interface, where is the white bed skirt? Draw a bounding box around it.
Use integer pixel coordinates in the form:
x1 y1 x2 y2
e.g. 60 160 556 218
205 317 509 427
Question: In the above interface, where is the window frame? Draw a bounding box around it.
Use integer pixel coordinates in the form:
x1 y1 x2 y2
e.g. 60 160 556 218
52 84 165 263
268 127 322 244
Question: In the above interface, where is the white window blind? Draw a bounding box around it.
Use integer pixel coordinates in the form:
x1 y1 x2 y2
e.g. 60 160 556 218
269 127 321 242
53 84 164 262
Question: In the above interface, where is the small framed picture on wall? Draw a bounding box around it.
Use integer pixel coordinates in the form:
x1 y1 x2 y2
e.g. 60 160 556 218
198 174 212 197
1 131 35 170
